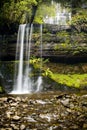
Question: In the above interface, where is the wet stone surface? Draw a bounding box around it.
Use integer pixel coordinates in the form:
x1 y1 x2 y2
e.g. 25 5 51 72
0 91 87 130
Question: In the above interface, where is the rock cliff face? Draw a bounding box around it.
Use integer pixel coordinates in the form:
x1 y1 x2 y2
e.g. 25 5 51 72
0 24 87 63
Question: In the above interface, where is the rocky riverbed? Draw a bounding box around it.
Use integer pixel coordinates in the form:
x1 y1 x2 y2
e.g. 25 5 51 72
0 91 87 130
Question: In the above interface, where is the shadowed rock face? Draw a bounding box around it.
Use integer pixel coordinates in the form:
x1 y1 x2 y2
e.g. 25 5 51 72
0 24 87 63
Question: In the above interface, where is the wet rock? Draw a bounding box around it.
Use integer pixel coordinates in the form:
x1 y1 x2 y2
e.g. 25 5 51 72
0 92 87 129
36 100 47 104
29 100 36 105
15 97 21 102
82 94 87 98
39 113 56 122
12 115 21 121
20 124 26 130
83 123 87 129
66 108 72 113
24 116 37 122
69 103 75 109
56 93 68 99
10 124 19 130
6 128 12 130
22 104 28 108
70 125 79 129
0 97 7 102
1 128 12 130
10 102 18 107
7 97 15 103
21 97 28 103
82 102 87 107
60 99 69 107
6 111 13 119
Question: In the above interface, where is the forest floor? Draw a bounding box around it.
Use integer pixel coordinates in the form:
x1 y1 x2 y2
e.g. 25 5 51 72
0 91 87 130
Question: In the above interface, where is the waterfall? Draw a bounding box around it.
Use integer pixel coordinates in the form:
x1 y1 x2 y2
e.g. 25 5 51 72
35 24 43 92
10 24 43 94
23 24 33 93
44 1 71 25
13 24 26 94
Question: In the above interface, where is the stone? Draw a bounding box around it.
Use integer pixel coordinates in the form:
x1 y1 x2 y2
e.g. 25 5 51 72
66 108 72 113
12 115 21 121
83 123 87 129
0 97 7 102
1 128 12 130
6 111 13 119
5 128 12 130
22 104 28 108
10 124 19 130
15 97 21 102
60 99 69 107
69 103 75 109
25 116 37 122
1 129 7 130
70 125 79 129
10 102 18 107
20 124 26 130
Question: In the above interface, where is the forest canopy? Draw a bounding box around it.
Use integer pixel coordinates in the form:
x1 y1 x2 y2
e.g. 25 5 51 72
0 0 87 34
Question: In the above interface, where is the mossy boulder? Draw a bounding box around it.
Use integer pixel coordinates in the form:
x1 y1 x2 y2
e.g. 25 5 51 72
0 77 5 94
0 86 5 94
50 73 87 90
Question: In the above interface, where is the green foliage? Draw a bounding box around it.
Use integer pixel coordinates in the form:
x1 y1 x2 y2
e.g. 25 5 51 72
0 0 55 25
56 31 71 45
30 57 49 70
0 0 87 35
42 68 53 77
34 2 56 23
0 0 41 26
31 57 87 89
30 57 87 89
57 31 70 37
71 9 87 26
1 0 35 23
30 57 41 64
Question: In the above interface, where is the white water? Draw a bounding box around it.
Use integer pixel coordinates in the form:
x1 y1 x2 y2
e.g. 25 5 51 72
35 24 43 92
11 24 43 94
44 2 71 25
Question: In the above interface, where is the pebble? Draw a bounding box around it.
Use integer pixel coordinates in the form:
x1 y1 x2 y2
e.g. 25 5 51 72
6 111 12 119
60 99 69 106
70 125 79 129
0 97 7 102
83 123 87 129
15 97 21 102
10 124 19 130
12 115 21 121
20 124 26 130
10 102 18 106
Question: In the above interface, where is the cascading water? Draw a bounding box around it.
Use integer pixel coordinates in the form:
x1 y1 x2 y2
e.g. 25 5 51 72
44 1 71 25
11 24 43 94
13 24 26 94
35 24 43 92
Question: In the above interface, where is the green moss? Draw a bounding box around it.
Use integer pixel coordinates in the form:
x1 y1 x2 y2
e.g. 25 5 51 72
50 73 87 88
28 58 87 89
0 86 5 93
